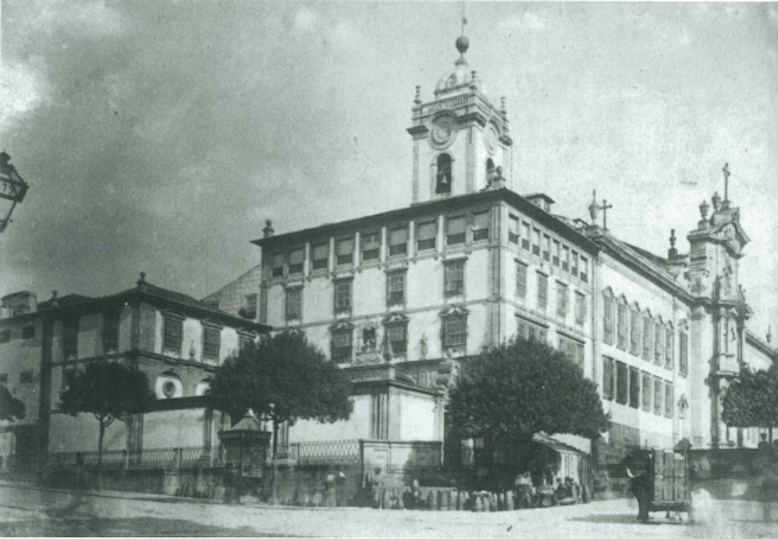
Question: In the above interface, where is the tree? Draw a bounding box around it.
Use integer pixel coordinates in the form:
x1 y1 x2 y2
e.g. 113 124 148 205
447 338 609 471
59 361 155 488
722 366 778 441
207 331 353 499
0 384 25 422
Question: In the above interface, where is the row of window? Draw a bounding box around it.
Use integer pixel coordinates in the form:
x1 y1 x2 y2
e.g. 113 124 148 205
61 314 120 360
603 356 675 418
516 317 585 369
285 261 466 323
602 292 688 376
0 371 34 384
0 325 36 343
162 315 228 359
515 261 587 325
508 214 589 283
271 212 491 279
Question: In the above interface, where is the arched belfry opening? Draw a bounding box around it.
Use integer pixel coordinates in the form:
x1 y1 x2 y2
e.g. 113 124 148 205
436 153 452 194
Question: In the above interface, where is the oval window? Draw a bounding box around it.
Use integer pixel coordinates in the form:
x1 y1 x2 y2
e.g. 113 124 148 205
163 380 176 398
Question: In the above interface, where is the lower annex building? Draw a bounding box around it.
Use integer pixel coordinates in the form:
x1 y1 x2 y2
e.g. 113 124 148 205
205 34 778 482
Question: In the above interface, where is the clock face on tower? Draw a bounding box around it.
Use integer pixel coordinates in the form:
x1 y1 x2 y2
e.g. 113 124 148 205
429 115 457 150
484 124 499 155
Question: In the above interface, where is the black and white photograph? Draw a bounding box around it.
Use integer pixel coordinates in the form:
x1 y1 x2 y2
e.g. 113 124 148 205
1 1 778 536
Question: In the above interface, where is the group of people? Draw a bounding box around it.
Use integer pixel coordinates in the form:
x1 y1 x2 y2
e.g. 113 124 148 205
514 471 583 508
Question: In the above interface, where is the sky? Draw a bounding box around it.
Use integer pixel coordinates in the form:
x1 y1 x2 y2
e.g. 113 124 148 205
1 1 778 335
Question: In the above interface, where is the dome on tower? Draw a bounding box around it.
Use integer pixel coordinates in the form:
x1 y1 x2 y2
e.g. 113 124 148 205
434 36 480 96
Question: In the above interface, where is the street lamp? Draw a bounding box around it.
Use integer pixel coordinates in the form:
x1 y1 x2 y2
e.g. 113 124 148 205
0 153 29 233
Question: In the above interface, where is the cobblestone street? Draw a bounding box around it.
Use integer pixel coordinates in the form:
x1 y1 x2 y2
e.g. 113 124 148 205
2 482 778 537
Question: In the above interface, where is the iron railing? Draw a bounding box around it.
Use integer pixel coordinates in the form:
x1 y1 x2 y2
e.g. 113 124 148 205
46 446 224 470
287 440 360 464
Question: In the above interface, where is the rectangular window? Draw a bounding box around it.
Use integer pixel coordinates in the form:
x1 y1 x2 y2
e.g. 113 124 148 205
642 316 653 360
516 261 528 298
556 282 568 318
571 251 579 277
509 215 520 244
542 234 551 261
665 329 674 370
532 228 541 256
22 326 35 340
63 319 79 359
642 372 652 411
239 333 254 351
288 248 304 275
603 356 614 401
163 316 182 352
445 261 465 296
521 222 531 250
629 367 640 409
271 252 285 278
559 336 584 370
416 221 437 251
361 232 380 262
580 256 588 283
537 273 548 309
552 240 561 267
336 237 354 266
332 331 353 363
629 310 641 355
665 381 674 418
103 312 120 352
562 245 570 272
334 280 352 313
603 296 614 344
387 272 406 306
203 327 221 358
446 216 466 246
285 287 302 321
386 325 407 355
20 370 33 384
575 293 586 325
472 211 490 242
616 361 629 405
679 333 689 377
388 226 408 257
312 242 329 270
517 318 547 343
653 377 663 415
617 303 628 350
654 323 664 365
443 317 467 347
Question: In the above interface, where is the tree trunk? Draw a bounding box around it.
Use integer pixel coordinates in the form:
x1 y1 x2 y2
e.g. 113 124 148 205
97 417 105 491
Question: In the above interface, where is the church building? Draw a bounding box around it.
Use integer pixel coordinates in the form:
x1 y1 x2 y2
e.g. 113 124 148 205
206 35 777 479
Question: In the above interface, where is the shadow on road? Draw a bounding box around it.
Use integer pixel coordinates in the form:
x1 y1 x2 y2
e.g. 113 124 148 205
570 513 683 525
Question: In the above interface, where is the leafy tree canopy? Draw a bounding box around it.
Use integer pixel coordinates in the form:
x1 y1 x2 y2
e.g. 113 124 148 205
447 338 610 444
722 366 778 429
0 384 26 422
59 361 156 424
208 331 353 426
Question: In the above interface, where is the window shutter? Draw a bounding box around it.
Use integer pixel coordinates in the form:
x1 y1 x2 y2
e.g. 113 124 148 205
447 216 466 235
389 227 408 245
417 222 436 240
289 249 304 265
313 243 328 260
473 212 489 230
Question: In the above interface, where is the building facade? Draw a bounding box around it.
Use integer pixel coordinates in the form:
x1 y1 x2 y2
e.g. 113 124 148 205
205 36 776 475
0 275 269 468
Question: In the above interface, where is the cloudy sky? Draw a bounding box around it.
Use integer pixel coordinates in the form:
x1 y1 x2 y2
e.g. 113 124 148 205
2 1 778 334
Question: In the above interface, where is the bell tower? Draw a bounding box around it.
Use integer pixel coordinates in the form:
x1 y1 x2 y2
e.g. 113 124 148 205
407 36 513 204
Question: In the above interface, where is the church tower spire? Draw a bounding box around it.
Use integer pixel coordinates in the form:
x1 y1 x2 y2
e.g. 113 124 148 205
407 36 513 204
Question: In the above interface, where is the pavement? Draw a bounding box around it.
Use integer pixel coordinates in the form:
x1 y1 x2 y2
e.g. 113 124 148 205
1 480 777 537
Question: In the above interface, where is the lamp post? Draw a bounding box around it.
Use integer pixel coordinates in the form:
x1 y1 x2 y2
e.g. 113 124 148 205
0 153 29 233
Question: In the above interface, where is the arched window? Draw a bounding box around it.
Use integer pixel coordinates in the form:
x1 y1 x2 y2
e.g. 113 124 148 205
436 154 452 194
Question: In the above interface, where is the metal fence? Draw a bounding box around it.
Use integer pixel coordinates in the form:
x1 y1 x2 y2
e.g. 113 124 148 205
287 440 361 464
46 446 224 470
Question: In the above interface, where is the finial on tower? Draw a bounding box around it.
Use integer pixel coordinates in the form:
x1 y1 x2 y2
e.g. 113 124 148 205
668 229 678 259
414 85 422 105
767 325 773 345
